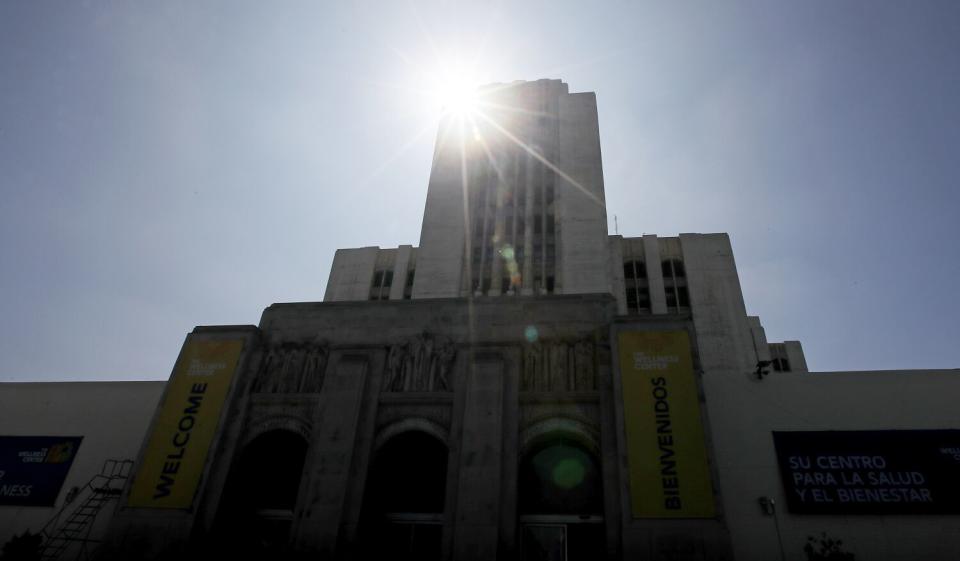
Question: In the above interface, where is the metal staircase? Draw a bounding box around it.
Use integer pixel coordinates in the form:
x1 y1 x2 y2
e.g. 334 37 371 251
38 459 133 561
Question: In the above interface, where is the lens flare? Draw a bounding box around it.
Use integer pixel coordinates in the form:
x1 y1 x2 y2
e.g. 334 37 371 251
524 325 539 343
552 458 586 490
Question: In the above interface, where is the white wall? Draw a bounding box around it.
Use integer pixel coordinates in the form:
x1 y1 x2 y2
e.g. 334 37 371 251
705 369 960 561
556 92 611 295
0 381 164 545
412 117 467 299
323 247 379 302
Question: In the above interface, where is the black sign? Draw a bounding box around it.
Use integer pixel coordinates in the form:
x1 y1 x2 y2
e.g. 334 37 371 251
0 436 83 506
773 430 960 514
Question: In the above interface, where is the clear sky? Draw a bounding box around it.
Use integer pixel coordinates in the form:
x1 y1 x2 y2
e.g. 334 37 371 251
2 1 958 381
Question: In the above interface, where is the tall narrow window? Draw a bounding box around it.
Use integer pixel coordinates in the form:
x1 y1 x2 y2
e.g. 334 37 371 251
403 269 415 299
769 343 791 372
463 149 556 297
623 259 649 314
370 268 393 300
661 258 689 312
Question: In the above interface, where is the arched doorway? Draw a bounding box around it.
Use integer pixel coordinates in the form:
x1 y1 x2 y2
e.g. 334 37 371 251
519 437 605 561
214 429 308 554
362 430 448 561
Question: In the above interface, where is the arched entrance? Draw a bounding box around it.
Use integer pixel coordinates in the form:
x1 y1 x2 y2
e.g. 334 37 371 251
519 437 605 561
362 430 448 561
213 429 308 554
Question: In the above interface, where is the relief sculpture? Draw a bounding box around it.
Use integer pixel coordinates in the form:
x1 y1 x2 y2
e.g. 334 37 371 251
253 336 328 394
521 339 595 392
383 333 456 392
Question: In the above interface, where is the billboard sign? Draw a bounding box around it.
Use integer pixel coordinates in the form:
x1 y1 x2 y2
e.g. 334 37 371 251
618 330 715 518
0 436 83 506
773 430 960 514
128 339 244 509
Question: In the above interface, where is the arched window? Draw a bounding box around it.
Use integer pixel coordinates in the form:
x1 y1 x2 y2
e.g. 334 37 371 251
214 430 308 554
362 430 448 561
519 437 604 561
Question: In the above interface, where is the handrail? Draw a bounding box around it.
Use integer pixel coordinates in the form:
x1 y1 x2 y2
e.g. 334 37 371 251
37 458 134 561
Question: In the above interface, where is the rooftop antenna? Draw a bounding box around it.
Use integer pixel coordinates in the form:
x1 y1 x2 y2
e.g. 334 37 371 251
614 215 619 235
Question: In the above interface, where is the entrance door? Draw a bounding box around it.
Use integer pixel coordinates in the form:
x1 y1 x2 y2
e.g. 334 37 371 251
519 438 605 561
362 430 448 561
214 430 308 555
522 524 566 561
521 517 604 561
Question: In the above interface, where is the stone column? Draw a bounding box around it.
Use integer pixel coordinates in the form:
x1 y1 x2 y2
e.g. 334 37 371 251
389 245 413 301
293 353 370 554
490 152 509 296
522 151 536 295
477 170 492 296
609 235 626 314
643 235 668 314
452 353 504 560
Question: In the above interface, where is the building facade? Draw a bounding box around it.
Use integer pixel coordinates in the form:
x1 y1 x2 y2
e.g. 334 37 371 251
3 80 958 561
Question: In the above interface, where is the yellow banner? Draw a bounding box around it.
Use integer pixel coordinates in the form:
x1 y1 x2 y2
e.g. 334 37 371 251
619 331 715 518
128 339 244 509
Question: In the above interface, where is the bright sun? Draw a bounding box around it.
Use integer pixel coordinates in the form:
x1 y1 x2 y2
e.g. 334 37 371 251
435 71 480 116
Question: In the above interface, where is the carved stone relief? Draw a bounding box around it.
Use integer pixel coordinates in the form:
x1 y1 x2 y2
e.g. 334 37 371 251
521 339 596 392
383 333 456 392
252 336 328 394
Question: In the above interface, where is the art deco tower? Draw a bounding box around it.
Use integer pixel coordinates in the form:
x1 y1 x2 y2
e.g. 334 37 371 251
414 79 612 298
323 79 612 303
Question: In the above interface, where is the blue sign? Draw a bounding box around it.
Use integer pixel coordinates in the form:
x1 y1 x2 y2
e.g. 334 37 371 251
773 430 960 514
0 436 83 506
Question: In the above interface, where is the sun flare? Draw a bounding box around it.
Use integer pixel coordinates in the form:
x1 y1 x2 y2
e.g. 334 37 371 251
434 71 480 117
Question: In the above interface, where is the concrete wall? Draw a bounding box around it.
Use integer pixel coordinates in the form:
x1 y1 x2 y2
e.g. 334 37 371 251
412 118 467 299
0 381 164 545
324 247 379 302
608 235 627 314
325 246 419 302
644 235 668 314
681 233 755 374
256 296 622 559
783 341 808 373
556 92 611 295
704 369 960 561
388 245 414 300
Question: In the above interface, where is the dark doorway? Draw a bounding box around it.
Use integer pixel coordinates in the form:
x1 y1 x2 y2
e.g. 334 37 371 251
362 430 448 561
520 438 605 561
213 430 308 555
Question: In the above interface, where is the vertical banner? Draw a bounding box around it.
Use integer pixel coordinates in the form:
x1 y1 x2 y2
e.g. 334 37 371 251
618 330 715 518
128 338 244 509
